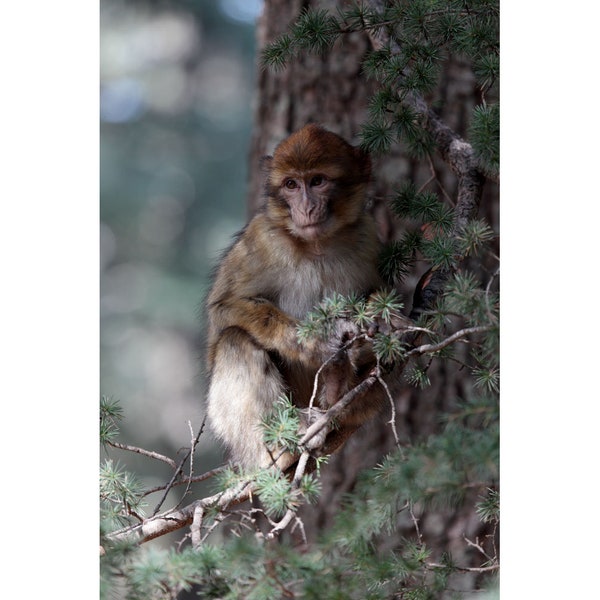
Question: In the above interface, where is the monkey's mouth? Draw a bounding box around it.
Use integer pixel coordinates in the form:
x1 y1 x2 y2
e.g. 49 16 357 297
295 220 330 240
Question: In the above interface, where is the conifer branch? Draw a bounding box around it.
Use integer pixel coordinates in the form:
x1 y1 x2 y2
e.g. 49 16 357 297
265 450 311 540
103 317 491 548
364 0 488 311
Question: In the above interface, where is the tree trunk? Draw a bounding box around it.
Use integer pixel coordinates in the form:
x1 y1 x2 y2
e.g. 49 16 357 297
247 0 499 589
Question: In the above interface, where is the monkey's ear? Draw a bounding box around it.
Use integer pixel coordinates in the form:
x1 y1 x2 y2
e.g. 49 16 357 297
260 155 274 193
260 155 273 175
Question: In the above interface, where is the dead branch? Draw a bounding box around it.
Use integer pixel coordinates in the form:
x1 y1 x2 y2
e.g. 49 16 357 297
406 325 494 357
142 466 227 497
105 441 177 470
108 479 254 546
426 562 499 574
153 417 205 515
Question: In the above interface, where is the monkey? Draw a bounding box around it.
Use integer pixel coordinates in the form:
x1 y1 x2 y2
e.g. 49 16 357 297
205 123 402 472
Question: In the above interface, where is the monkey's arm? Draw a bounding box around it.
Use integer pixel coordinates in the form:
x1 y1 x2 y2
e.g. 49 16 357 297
208 294 315 365
206 224 325 368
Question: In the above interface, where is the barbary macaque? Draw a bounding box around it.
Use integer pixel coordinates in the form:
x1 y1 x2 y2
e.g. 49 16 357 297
205 124 403 471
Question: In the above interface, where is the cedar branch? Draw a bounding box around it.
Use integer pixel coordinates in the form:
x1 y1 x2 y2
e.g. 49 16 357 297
365 0 487 311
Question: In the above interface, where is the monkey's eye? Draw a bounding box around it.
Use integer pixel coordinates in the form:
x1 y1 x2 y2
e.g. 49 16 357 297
284 179 298 190
310 175 325 187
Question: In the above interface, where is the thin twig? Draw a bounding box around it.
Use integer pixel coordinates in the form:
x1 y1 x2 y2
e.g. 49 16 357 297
407 325 493 357
426 562 499 574
425 153 455 206
152 417 206 516
376 362 400 447
142 466 227 497
463 535 494 563
409 502 423 544
178 417 206 506
484 266 500 324
307 332 369 416
106 441 177 470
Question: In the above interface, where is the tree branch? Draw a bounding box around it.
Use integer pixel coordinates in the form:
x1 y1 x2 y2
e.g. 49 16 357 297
104 324 490 547
406 325 493 357
152 417 205 515
365 0 487 313
107 479 254 546
142 466 227 497
105 441 177 470
426 562 499 574
300 372 378 448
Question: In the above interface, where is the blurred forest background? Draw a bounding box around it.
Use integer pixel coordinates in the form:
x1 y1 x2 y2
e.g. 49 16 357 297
100 0 263 487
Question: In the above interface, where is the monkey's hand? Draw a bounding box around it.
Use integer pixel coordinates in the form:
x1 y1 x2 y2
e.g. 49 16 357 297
297 316 355 369
327 317 364 355
366 311 413 337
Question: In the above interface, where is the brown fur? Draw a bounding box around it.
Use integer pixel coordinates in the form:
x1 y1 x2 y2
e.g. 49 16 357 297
205 125 385 470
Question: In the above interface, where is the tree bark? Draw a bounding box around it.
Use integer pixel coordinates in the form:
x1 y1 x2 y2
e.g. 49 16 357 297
246 0 499 589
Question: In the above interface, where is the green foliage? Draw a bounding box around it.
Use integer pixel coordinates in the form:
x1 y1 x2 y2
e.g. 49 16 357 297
291 8 340 52
298 393 499 597
378 237 415 285
100 385 499 597
359 117 395 155
100 394 123 446
298 289 403 335
383 181 460 280
100 458 147 528
443 271 498 328
476 488 500 524
457 218 496 257
405 364 431 389
473 365 500 394
254 469 295 518
261 8 341 69
259 33 295 71
297 288 414 368
297 291 354 342
366 289 404 324
254 468 320 520
260 395 302 457
420 235 457 270
469 102 500 177
100 399 148 532
405 190 446 227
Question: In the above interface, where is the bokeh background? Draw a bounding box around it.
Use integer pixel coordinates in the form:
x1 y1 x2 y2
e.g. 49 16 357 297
100 0 263 483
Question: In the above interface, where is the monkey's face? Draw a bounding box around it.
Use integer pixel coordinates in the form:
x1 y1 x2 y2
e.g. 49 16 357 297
265 124 371 242
277 172 339 240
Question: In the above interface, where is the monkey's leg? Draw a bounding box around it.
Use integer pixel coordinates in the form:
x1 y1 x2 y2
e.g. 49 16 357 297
207 326 295 471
